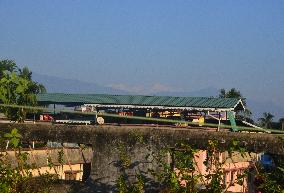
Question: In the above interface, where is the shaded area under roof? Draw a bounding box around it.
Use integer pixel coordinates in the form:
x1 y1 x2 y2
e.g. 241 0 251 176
37 93 244 111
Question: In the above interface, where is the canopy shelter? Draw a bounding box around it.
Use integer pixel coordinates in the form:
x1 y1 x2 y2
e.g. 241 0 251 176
37 93 246 130
37 93 245 112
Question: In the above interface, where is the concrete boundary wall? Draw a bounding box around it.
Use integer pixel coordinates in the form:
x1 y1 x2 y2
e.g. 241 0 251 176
1 123 284 192
0 123 283 154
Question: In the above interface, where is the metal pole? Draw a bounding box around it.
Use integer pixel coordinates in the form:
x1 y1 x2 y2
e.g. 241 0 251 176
53 104 56 124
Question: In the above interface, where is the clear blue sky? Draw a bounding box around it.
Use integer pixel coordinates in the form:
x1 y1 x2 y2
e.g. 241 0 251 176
0 0 283 105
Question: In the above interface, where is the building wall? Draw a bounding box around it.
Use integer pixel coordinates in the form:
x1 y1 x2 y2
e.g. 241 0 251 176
3 147 93 181
31 164 84 181
179 150 256 192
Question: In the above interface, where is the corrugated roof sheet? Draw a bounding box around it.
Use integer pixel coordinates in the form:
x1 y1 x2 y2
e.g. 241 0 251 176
37 93 244 110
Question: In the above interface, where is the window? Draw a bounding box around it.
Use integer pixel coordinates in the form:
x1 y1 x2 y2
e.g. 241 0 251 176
64 170 81 181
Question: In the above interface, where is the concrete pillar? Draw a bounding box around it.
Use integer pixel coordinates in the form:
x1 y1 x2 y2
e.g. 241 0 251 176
281 118 284 130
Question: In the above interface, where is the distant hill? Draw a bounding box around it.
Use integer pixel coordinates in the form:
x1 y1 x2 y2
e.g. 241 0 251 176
32 73 128 94
154 87 218 97
33 73 283 121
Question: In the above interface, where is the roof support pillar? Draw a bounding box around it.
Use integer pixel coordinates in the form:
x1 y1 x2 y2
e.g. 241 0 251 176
53 103 55 116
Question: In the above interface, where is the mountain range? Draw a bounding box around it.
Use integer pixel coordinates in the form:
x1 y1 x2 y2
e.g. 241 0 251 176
33 73 284 121
32 73 128 95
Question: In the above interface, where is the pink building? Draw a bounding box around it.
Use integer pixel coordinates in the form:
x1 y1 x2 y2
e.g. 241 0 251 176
177 150 256 192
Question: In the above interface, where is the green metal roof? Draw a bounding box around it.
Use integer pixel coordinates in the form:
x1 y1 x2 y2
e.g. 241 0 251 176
37 93 244 111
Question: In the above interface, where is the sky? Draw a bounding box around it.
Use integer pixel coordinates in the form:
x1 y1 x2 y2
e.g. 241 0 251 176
0 0 284 105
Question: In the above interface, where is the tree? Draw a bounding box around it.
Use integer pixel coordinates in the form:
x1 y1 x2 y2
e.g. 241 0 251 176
19 66 46 93
0 59 17 78
0 60 46 122
258 112 274 129
19 66 32 79
219 88 244 103
218 88 253 122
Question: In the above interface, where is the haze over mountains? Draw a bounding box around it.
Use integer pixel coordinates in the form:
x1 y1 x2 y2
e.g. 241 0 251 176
33 73 128 95
33 73 284 121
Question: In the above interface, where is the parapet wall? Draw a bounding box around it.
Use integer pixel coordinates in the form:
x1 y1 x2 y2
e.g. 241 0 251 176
0 123 283 154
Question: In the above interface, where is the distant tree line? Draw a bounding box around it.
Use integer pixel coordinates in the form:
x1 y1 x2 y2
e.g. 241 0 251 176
219 88 282 130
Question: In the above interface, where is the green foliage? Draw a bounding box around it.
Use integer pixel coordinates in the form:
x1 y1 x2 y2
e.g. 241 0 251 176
258 112 274 129
255 173 283 193
174 143 197 171
115 132 155 193
117 136 282 193
4 128 22 148
219 88 242 99
0 59 46 122
228 138 246 157
129 131 145 145
147 144 200 193
202 140 224 193
116 140 145 193
255 154 284 192
0 128 57 193
218 88 253 123
117 174 129 193
57 149 64 165
47 155 54 169
118 143 131 168
117 172 145 193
